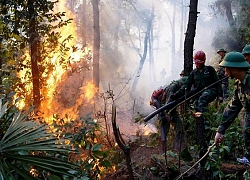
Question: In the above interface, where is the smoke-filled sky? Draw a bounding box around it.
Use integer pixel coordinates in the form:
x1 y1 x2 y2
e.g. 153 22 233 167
96 0 228 136
135 0 227 82
58 0 229 137
116 0 227 98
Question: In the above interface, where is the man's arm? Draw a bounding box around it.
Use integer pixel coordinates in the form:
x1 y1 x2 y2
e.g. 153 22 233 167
217 90 243 134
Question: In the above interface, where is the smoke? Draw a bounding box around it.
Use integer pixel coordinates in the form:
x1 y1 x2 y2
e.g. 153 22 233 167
52 0 227 137
94 0 228 136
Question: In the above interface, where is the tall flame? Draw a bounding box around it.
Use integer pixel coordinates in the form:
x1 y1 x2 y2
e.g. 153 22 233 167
16 0 97 124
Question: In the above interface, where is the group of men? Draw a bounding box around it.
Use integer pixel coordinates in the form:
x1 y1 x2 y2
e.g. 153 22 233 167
150 44 250 171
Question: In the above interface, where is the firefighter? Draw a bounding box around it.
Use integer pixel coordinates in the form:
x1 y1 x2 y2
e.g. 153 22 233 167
150 75 188 152
170 50 223 176
214 52 250 166
217 48 229 99
242 44 250 63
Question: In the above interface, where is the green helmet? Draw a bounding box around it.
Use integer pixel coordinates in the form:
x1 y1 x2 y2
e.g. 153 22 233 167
177 76 188 84
180 70 184 76
219 52 250 68
217 48 227 54
242 44 250 55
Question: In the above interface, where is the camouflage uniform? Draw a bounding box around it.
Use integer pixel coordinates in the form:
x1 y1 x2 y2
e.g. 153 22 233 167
151 76 187 152
217 69 250 158
160 79 186 138
174 66 223 113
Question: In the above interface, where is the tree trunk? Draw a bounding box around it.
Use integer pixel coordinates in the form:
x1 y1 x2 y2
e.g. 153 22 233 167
28 0 41 109
82 0 87 45
223 0 235 27
149 2 156 83
183 0 199 76
130 13 154 97
92 0 100 92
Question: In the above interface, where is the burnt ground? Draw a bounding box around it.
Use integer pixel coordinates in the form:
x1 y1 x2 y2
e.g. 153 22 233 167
103 136 250 180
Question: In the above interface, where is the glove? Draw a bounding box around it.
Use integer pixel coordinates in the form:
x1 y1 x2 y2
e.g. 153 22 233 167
170 93 178 100
214 132 224 144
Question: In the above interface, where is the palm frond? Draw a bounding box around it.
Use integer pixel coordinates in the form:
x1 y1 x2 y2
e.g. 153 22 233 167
6 155 78 177
0 99 79 179
0 110 71 152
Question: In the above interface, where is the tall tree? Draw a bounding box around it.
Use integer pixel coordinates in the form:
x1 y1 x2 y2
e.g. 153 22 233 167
130 9 154 96
92 0 100 92
213 0 235 27
28 0 41 109
183 0 199 75
0 0 74 111
211 0 250 51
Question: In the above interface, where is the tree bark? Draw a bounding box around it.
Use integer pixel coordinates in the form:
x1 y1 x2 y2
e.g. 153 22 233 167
130 12 154 97
183 0 199 76
92 0 100 92
28 0 41 109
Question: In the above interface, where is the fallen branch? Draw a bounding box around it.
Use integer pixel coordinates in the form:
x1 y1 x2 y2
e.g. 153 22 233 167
112 104 135 180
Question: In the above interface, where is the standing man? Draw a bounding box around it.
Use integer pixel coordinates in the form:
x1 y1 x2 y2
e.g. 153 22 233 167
217 48 229 99
242 44 250 63
214 52 250 165
170 50 223 176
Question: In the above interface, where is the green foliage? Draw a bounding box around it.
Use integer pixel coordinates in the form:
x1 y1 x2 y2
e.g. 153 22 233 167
49 113 115 179
0 93 120 180
0 0 84 109
0 97 80 180
212 1 250 51
180 146 193 162
147 132 159 147
178 78 245 179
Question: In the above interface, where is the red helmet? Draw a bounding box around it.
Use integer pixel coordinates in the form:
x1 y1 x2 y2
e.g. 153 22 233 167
194 50 206 63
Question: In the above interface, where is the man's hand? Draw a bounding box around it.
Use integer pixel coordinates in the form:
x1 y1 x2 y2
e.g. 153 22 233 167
214 132 224 144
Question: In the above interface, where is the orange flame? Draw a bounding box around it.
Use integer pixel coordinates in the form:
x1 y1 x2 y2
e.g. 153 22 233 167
80 82 99 105
15 0 95 125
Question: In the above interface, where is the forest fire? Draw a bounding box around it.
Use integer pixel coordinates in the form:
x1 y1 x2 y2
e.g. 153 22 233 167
15 0 94 126
80 81 98 104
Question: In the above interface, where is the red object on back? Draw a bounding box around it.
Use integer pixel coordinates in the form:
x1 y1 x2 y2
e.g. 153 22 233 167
152 88 164 98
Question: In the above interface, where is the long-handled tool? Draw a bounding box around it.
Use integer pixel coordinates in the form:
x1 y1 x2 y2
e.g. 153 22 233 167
174 143 216 180
144 77 228 123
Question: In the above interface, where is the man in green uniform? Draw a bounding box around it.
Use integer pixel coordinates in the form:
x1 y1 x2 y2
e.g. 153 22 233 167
242 44 250 63
171 50 223 117
217 48 229 99
170 50 223 176
214 52 250 166
150 75 188 152
180 70 185 77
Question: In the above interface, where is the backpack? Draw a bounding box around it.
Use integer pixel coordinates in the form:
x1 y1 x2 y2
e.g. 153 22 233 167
150 84 172 108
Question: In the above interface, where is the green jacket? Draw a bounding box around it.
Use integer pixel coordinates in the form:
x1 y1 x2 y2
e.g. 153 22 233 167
217 69 250 134
163 80 182 105
175 66 223 98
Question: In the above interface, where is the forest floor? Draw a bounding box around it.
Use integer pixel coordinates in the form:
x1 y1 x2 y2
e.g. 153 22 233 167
103 135 250 180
